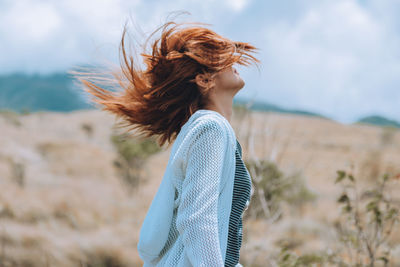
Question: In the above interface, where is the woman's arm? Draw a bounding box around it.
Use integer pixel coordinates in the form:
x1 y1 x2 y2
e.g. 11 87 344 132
176 118 228 266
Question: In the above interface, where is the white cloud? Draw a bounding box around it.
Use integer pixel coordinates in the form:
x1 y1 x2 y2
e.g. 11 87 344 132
0 0 141 73
254 0 400 123
0 1 62 42
0 0 399 123
0 0 246 73
224 0 251 12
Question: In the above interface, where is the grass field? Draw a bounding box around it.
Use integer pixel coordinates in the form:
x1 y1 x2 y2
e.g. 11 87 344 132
0 109 399 266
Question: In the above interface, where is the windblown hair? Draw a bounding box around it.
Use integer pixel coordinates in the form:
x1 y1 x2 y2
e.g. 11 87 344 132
72 18 260 148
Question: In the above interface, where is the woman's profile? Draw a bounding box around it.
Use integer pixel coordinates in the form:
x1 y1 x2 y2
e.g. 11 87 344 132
73 12 260 267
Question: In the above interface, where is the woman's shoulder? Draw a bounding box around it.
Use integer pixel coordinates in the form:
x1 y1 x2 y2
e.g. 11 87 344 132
190 114 226 133
175 110 227 143
171 109 236 162
183 113 235 155
187 110 233 137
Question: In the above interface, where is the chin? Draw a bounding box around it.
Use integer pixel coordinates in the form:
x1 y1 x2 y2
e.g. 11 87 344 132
238 79 245 89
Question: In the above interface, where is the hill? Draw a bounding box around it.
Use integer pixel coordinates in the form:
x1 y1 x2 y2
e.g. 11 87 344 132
356 115 400 128
1 73 399 129
0 73 92 113
233 97 330 119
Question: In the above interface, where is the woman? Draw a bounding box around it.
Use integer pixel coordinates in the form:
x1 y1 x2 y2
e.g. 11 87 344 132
74 15 260 267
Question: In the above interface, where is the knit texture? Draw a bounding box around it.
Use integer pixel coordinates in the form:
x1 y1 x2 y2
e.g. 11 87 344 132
137 109 241 266
225 139 252 266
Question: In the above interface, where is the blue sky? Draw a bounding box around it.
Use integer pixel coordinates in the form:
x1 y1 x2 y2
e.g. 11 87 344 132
0 0 399 124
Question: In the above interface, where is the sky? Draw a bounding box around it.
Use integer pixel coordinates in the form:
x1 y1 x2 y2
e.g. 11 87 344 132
0 0 399 124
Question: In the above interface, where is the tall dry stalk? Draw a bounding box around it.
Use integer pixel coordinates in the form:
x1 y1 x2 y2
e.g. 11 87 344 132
232 104 315 222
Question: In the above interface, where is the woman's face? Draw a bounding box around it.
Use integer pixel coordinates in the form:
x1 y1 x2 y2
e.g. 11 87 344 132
213 65 245 92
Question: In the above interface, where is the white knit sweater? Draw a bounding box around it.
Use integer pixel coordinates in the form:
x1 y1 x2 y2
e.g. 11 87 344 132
137 109 242 266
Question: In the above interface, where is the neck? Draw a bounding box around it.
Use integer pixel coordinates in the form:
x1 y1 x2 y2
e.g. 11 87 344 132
204 98 233 124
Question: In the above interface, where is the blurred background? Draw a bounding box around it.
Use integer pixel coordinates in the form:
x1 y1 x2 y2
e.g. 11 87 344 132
0 0 399 266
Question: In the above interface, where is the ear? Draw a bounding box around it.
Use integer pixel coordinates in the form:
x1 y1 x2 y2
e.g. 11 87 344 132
195 73 213 88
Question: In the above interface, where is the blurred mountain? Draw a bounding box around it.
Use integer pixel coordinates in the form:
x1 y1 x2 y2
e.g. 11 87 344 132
1 73 399 129
233 97 331 120
356 115 400 128
0 73 93 113
233 98 400 129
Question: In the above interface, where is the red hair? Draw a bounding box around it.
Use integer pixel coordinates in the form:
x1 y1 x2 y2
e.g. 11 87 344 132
72 17 260 148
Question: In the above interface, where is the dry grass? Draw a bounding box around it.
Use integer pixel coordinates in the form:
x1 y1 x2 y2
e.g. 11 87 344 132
0 108 399 266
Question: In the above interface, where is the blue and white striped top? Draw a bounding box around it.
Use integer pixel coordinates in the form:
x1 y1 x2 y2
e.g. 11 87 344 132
225 139 252 267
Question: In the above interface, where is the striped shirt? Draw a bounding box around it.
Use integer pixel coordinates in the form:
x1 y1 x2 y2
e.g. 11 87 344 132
225 139 252 266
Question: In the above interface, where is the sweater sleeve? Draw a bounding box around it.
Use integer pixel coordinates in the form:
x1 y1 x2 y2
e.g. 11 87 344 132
175 119 228 267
